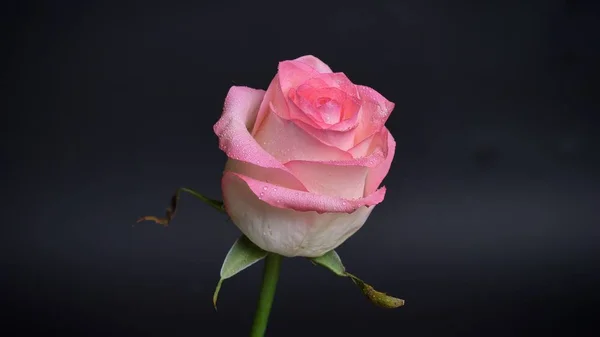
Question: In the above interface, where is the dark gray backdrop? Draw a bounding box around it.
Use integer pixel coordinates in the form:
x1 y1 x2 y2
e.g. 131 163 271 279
4 0 599 336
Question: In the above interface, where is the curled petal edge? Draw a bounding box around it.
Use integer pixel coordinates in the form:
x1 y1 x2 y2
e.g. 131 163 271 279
283 128 391 169
222 171 386 214
294 55 334 73
213 86 308 192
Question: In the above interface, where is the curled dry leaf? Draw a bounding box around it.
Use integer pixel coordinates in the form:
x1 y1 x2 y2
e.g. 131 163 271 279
346 273 405 309
137 191 179 226
310 250 404 309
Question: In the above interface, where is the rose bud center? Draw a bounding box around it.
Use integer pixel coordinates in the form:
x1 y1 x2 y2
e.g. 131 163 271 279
315 97 341 124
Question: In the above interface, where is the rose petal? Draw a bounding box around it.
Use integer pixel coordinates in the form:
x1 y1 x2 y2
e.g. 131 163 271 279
364 130 396 195
222 171 378 257
321 72 360 100
281 128 392 199
251 75 290 135
287 82 332 128
292 76 361 126
294 55 333 74
278 60 320 97
223 171 385 214
213 86 307 191
355 85 395 143
253 109 353 162
286 94 335 130
274 59 364 135
348 126 389 159
284 72 362 149
225 158 305 191
284 160 369 199
299 127 389 170
255 74 326 131
293 118 357 151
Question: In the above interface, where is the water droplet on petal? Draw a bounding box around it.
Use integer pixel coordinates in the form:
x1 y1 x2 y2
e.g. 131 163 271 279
262 186 268 191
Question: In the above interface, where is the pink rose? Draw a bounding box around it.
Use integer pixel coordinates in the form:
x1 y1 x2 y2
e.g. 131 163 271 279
214 55 395 257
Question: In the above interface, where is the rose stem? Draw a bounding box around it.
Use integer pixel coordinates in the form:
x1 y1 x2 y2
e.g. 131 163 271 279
250 253 283 337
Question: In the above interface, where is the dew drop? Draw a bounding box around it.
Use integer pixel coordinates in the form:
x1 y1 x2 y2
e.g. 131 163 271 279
262 186 268 191
259 192 264 199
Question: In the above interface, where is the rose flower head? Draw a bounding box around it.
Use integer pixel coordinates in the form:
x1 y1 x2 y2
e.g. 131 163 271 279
214 55 395 257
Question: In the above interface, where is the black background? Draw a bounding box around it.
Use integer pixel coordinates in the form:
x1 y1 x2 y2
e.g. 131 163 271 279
4 0 600 336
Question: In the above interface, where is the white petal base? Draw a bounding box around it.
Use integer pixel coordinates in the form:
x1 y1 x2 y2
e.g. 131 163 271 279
222 172 375 257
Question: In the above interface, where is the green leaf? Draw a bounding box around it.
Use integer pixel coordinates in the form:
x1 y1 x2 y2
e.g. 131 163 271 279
213 236 268 309
311 250 346 276
309 250 405 309
136 187 225 226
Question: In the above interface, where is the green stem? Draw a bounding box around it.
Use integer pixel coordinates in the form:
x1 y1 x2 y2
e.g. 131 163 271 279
250 253 282 337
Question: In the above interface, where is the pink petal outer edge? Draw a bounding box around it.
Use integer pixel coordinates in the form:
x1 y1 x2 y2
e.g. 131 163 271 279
213 86 308 191
294 55 334 73
222 171 386 214
364 131 396 195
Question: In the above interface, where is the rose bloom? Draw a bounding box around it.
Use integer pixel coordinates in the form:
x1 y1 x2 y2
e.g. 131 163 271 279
214 55 395 257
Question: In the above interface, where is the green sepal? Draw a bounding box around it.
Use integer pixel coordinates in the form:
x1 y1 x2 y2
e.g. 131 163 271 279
213 235 268 310
136 187 225 226
309 250 405 309
311 250 345 276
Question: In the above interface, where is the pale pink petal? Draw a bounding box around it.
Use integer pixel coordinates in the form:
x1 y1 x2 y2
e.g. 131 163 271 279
222 171 378 257
326 110 360 131
251 75 290 135
348 126 389 158
253 109 353 162
213 86 307 191
290 73 360 126
291 78 360 126
319 72 359 97
354 85 395 143
294 55 333 74
223 171 386 214
364 130 396 195
281 128 391 196
300 127 389 169
282 72 362 149
288 86 361 150
278 60 320 96
287 83 332 128
348 131 373 158
284 160 369 199
293 118 357 151
254 74 326 131
274 61 363 133
224 158 305 191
